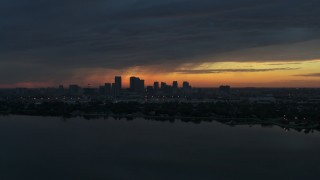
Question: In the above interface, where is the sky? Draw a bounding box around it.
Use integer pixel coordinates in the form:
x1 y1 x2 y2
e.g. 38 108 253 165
1 0 320 88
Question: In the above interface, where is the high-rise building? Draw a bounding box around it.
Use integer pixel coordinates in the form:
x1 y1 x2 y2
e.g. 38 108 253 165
173 81 178 89
114 76 122 96
115 76 122 89
111 83 116 96
182 81 190 89
130 76 145 93
130 76 137 91
182 81 192 94
139 79 145 93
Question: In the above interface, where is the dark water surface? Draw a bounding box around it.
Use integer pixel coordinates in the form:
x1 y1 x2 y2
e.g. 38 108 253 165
0 115 319 180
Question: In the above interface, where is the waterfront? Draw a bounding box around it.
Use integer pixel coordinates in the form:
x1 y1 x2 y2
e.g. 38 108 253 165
1 115 320 180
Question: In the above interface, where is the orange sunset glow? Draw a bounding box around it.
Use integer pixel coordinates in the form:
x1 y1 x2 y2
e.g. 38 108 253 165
52 60 320 88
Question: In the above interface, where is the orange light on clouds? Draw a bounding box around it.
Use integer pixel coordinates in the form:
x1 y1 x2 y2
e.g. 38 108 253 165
1 60 319 88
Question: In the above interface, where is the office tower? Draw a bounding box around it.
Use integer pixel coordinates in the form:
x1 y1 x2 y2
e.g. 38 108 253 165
130 76 137 91
130 76 145 93
154 82 159 91
172 81 178 94
173 81 178 89
115 76 122 96
139 79 145 93
115 76 122 89
111 83 116 96
182 81 190 89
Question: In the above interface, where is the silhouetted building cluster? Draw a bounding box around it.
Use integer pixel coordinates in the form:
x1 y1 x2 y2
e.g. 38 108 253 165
62 76 199 98
130 77 145 93
219 85 231 93
0 76 243 102
98 76 122 97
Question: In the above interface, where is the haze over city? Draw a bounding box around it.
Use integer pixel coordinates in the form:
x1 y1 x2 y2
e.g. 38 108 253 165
1 0 320 88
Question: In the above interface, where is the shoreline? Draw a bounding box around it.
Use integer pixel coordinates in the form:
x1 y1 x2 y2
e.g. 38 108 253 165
1 112 319 132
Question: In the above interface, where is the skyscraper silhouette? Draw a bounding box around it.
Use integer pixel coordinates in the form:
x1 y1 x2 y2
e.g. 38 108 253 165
115 76 122 96
130 76 145 93
173 81 178 89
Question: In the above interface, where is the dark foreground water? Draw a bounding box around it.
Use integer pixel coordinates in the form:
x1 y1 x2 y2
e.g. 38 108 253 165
0 116 320 180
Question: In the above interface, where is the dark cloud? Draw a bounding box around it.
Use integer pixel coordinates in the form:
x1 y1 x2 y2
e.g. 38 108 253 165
175 68 299 74
0 0 320 83
267 62 302 66
294 73 320 77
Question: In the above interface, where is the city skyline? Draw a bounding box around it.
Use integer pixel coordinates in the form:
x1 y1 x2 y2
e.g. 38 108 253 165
1 70 320 89
64 76 194 90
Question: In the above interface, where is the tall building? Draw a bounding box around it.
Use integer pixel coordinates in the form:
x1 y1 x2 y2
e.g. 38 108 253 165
115 76 122 89
111 83 116 96
114 76 122 96
130 76 138 92
182 81 190 89
182 81 192 94
130 76 145 93
139 79 145 93
173 81 178 89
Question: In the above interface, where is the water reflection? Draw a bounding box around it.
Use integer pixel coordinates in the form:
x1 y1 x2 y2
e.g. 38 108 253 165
0 116 319 180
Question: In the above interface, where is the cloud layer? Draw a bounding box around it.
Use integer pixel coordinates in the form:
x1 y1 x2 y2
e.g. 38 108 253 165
1 0 320 84
295 73 320 77
175 68 300 74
